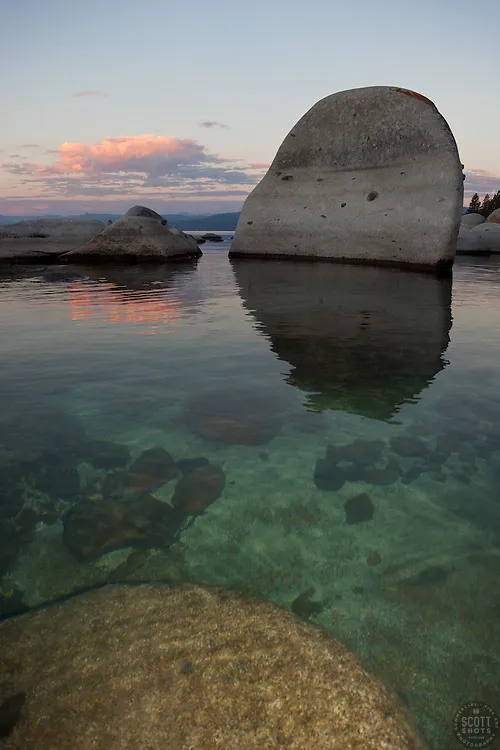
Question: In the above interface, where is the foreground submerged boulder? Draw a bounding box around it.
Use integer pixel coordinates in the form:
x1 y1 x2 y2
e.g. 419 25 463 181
62 206 201 263
230 86 463 272
0 218 105 262
0 584 427 749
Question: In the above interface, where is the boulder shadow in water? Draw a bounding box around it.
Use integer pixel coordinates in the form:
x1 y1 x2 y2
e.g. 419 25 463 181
231 260 452 420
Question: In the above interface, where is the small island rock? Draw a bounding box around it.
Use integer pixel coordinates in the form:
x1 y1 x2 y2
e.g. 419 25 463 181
61 205 202 263
0 218 105 263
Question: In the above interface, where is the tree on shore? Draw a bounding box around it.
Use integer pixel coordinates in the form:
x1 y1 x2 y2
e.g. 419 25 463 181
468 193 481 213
468 190 500 217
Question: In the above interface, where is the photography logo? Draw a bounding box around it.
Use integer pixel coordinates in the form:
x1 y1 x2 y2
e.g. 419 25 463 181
453 702 499 748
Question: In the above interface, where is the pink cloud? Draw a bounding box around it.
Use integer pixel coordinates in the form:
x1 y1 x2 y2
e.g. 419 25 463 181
0 133 270 211
38 135 209 176
72 90 109 98
249 162 270 169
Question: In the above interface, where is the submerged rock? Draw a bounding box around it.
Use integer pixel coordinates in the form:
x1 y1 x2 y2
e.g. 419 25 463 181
29 454 80 501
362 465 400 485
313 458 346 491
0 693 25 738
63 493 181 561
398 566 449 588
339 438 385 465
172 463 225 515
61 205 201 263
344 493 375 524
367 551 382 566
0 471 24 520
126 447 177 492
82 439 131 470
230 86 462 272
390 435 429 458
0 583 428 749
184 386 286 445
175 456 209 476
291 587 323 619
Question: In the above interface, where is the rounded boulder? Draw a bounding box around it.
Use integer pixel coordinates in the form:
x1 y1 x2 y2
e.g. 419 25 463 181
230 86 463 272
61 205 201 263
461 212 485 227
0 584 427 749
486 208 500 224
469 223 500 251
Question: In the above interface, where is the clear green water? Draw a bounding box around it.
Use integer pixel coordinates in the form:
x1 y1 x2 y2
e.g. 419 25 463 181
0 249 499 748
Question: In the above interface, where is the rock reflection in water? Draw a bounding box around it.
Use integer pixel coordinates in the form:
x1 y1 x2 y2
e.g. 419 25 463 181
232 260 452 419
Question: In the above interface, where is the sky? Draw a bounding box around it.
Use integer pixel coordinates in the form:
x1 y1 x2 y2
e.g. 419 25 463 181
1 0 499 216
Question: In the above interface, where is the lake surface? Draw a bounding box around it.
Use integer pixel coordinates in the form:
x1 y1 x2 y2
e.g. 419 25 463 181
0 245 499 749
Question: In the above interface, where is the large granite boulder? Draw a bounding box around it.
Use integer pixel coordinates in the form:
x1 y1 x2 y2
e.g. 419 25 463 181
0 218 105 263
461 212 485 227
61 206 201 263
456 224 482 254
0 583 427 749
230 86 463 272
468 223 500 252
486 208 500 224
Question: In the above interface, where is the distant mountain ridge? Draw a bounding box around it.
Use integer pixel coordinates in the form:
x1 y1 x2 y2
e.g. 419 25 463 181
0 212 241 231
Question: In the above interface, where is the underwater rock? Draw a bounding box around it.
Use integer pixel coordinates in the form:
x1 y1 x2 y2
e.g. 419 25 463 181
362 465 400 485
0 471 24 520
313 458 346 491
175 456 209 476
13 507 40 543
0 583 428 749
30 454 80 501
184 387 285 445
0 405 86 473
344 493 375 524
172 463 225 515
291 588 323 619
390 435 429 458
0 524 21 576
402 466 424 485
126 447 177 492
0 693 25 738
367 551 382 566
63 493 182 561
99 470 128 500
82 439 131 470
398 566 449 588
340 438 385 466
0 588 30 618
108 549 151 582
